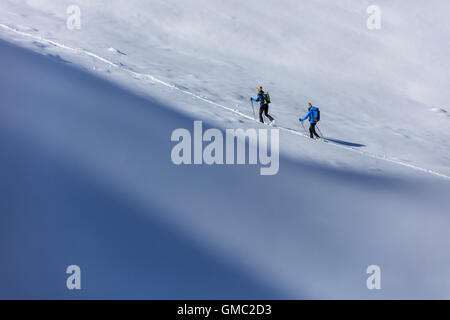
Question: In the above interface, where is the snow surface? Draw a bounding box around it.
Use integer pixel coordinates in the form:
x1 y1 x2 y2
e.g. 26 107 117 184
0 1 450 299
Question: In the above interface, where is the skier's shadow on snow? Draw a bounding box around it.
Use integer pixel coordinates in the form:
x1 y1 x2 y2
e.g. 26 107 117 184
324 137 365 148
286 127 365 147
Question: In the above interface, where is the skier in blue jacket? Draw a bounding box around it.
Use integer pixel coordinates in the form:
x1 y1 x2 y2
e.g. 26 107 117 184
299 102 321 139
250 86 275 125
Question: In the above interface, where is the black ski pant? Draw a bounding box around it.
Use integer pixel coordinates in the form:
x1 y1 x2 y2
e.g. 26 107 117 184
259 104 274 123
309 123 320 139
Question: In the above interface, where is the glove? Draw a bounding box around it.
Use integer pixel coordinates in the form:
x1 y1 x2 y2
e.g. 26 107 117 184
250 97 253 102
299 118 302 122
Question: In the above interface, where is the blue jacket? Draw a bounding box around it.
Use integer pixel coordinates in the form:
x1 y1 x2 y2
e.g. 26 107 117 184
301 106 319 124
251 90 267 107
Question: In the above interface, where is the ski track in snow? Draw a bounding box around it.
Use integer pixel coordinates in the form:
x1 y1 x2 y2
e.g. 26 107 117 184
1 23 449 181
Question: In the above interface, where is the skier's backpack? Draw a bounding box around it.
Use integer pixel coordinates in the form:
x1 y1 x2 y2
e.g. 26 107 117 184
311 107 320 122
264 91 271 104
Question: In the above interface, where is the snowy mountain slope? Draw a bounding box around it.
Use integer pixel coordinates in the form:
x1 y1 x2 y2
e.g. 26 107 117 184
1 1 450 299
1 0 449 178
2 39 450 299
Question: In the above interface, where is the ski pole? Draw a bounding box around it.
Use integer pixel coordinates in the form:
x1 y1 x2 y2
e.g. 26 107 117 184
316 124 324 137
251 100 256 120
300 120 308 135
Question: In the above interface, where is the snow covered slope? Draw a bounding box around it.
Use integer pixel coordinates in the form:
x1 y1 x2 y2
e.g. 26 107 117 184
1 1 450 299
1 0 449 177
